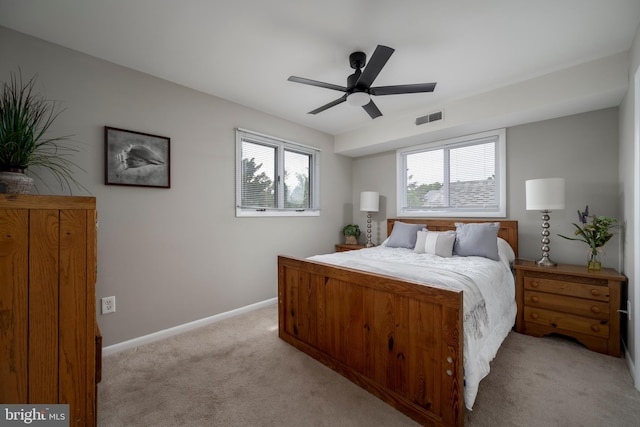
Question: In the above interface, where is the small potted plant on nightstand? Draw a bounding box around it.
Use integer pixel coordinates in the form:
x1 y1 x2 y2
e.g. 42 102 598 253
342 224 361 245
558 205 617 271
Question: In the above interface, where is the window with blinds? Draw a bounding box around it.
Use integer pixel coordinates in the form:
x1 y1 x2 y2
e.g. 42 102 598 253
397 129 506 217
236 129 320 217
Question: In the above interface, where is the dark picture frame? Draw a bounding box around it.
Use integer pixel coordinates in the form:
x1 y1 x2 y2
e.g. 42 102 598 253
105 126 170 188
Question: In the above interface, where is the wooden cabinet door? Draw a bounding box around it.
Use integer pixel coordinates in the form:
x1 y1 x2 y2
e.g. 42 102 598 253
0 208 29 403
0 196 97 427
29 209 60 403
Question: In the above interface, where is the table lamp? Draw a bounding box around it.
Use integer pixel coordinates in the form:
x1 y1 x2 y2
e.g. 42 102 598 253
360 191 379 248
525 178 565 266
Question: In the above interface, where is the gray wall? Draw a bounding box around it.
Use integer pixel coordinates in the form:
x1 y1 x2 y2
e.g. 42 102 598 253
352 108 621 269
1 26 353 346
619 22 640 385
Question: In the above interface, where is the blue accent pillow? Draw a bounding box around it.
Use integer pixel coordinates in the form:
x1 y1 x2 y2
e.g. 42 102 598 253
453 222 500 261
386 221 426 249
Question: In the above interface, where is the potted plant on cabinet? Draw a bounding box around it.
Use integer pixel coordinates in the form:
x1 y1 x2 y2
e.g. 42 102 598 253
0 71 84 194
342 224 361 245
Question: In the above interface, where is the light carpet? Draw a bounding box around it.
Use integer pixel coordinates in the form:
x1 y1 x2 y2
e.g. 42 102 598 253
98 303 640 426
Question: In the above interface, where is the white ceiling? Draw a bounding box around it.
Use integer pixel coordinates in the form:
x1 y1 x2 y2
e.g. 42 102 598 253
1 0 639 137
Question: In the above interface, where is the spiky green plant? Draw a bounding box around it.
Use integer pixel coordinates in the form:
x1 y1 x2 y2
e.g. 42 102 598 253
0 71 85 193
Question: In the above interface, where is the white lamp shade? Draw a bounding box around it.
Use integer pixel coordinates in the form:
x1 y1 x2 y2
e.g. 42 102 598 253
360 191 379 212
525 178 565 210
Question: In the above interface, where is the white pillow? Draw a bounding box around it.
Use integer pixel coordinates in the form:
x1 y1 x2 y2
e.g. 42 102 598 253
497 237 516 263
414 230 456 257
413 230 428 253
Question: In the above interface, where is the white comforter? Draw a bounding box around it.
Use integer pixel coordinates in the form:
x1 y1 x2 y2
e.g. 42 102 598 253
308 246 516 410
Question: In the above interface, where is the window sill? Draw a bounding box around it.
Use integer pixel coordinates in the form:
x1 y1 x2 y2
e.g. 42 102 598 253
236 209 320 217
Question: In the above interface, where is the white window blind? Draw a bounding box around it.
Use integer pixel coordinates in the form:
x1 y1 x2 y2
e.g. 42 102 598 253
236 129 320 217
397 129 506 217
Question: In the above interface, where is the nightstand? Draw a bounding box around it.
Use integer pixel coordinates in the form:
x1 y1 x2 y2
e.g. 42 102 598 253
335 243 366 252
513 259 626 357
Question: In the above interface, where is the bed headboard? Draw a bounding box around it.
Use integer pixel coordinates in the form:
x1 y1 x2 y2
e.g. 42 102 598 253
386 218 518 257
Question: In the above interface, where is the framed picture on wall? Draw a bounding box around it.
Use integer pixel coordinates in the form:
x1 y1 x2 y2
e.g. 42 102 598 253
104 126 170 188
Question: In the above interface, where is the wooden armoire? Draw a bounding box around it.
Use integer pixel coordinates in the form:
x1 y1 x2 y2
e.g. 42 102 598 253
0 194 100 426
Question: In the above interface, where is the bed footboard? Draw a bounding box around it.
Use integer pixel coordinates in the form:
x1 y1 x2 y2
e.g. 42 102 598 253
278 255 464 427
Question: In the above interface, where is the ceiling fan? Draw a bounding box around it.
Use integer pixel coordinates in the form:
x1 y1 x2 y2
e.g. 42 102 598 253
288 45 437 119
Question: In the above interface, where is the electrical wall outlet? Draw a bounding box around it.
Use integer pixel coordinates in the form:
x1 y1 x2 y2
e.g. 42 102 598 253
101 296 116 314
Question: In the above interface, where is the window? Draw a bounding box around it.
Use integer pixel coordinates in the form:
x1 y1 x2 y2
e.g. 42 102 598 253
236 129 320 217
397 129 506 217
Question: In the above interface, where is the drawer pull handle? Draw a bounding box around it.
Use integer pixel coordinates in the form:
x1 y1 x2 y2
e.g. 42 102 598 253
531 296 539 303
590 289 600 296
591 306 600 314
530 313 539 320
530 281 539 288
591 325 600 332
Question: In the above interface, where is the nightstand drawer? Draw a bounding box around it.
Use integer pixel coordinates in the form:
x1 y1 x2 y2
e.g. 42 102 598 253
515 259 626 357
524 290 609 320
524 306 609 338
524 277 609 302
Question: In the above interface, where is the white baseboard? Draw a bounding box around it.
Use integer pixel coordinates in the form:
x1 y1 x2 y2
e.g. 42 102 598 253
102 297 277 357
622 340 639 391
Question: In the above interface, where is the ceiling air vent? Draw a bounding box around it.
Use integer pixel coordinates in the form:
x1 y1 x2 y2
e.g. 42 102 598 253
415 110 444 126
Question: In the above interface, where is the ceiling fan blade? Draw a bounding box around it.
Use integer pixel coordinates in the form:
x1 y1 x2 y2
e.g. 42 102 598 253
355 45 394 88
288 76 347 92
308 94 348 114
370 82 437 96
362 99 382 119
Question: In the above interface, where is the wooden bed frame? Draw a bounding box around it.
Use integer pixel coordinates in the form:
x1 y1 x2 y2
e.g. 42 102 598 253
278 218 518 426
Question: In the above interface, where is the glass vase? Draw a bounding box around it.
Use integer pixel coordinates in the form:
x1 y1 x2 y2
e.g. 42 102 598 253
587 248 602 271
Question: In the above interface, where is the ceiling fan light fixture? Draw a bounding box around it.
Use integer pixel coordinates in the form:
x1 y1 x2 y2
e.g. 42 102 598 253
288 45 436 119
347 92 370 107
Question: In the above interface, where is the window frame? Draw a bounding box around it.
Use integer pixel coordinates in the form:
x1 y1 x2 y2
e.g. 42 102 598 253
236 128 320 217
396 128 506 218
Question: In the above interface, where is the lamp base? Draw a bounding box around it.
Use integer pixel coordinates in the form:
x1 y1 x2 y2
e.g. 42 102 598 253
536 210 557 267
536 255 557 267
364 211 375 248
